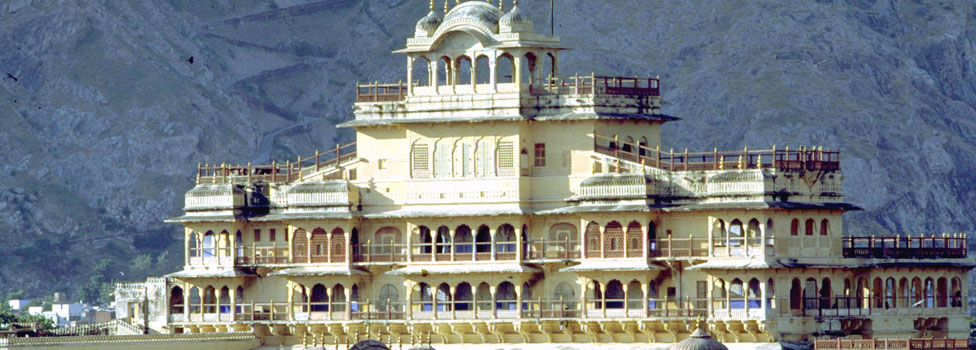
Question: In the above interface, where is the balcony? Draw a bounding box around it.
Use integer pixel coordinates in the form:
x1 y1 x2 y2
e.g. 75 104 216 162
814 338 968 350
196 142 356 185
355 75 660 104
594 134 840 172
842 234 967 259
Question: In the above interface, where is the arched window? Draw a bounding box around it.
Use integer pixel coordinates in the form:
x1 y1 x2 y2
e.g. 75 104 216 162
293 229 308 263
648 281 660 310
437 283 451 311
454 225 473 255
475 139 495 177
765 219 775 246
820 278 832 309
747 219 762 247
189 287 201 314
544 52 556 81
378 284 400 312
712 219 727 249
873 278 884 308
729 279 745 309
554 282 576 310
417 283 432 312
911 277 922 307
767 278 776 309
293 285 308 312
417 226 432 255
202 232 216 258
456 56 472 85
236 286 244 312
885 278 896 309
627 281 643 310
605 280 625 309
170 287 184 314
790 219 799 236
803 278 817 310
495 224 516 255
496 53 514 84
626 221 642 257
435 226 451 254
189 231 199 258
412 56 430 87
433 140 452 178
310 228 328 263
590 282 603 309
729 219 744 247
311 284 328 312
638 136 649 157
936 277 947 308
203 286 216 313
805 219 815 236
455 283 473 311
332 284 346 312
219 286 230 313
373 227 402 257
476 283 492 311
521 53 536 85
622 136 635 154
899 277 909 308
475 225 492 254
603 221 624 257
437 56 450 86
218 231 230 257
951 278 962 307
235 231 244 257
330 228 345 262
713 279 727 310
856 278 868 308
790 278 803 310
548 223 578 258
475 55 490 85
648 221 657 254
820 219 829 236
454 141 472 177
496 282 516 310
748 278 761 308
924 278 935 308
411 141 430 178
584 221 601 258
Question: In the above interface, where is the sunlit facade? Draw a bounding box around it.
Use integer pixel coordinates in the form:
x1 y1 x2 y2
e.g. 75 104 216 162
117 1 973 347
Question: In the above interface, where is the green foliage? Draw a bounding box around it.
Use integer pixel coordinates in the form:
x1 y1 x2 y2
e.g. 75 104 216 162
77 258 114 305
0 299 53 331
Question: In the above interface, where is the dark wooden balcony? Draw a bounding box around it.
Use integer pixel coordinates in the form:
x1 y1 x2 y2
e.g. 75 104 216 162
196 142 356 185
814 338 968 350
842 234 967 259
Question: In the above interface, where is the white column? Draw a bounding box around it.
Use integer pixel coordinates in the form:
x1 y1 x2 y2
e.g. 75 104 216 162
407 56 414 95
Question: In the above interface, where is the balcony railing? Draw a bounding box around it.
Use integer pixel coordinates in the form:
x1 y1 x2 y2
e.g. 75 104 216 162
814 338 968 350
354 75 661 103
235 245 290 265
776 296 965 318
842 234 967 259
595 134 840 172
196 142 356 185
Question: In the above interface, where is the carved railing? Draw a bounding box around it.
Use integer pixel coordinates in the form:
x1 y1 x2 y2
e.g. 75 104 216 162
815 338 968 350
197 142 356 185
594 134 840 172
842 234 967 259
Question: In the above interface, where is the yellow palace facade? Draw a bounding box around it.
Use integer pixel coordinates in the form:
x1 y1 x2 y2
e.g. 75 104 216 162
117 1 972 347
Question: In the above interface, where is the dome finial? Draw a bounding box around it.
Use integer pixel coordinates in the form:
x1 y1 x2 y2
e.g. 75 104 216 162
430 0 435 11
444 0 449 14
500 0 504 11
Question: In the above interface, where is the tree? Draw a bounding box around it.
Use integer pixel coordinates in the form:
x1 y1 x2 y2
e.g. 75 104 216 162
79 258 115 305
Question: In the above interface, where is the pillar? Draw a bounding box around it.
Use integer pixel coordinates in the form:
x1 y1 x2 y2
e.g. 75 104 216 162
490 285 498 319
450 228 456 261
707 276 714 317
230 286 237 321
230 230 237 264
306 229 312 264
708 222 714 257
490 227 497 260
760 279 767 315
325 287 334 321
450 58 458 93
345 226 352 264
406 223 414 262
407 55 414 95
599 225 606 258
470 55 478 92
761 219 767 257
432 284 438 320
405 281 415 320
516 284 524 318
431 59 439 94
345 287 352 320
449 285 457 319
642 223 649 259
489 55 497 92
599 281 606 318
287 283 294 321
580 278 588 318
516 224 524 262
183 282 191 321
513 53 522 87
623 282 630 317
641 282 648 317
184 229 191 266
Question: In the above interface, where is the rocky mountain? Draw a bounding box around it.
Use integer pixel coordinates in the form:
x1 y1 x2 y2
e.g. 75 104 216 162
0 0 973 299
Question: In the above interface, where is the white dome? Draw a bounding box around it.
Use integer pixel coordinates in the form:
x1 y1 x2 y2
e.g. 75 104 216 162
442 1 501 33
499 5 533 33
415 11 442 37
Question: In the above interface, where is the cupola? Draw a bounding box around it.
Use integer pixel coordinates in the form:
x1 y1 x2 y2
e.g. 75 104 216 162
499 1 533 33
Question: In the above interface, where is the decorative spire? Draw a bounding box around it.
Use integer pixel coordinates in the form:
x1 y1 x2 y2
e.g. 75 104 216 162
430 0 434 11
500 0 504 11
444 0 448 14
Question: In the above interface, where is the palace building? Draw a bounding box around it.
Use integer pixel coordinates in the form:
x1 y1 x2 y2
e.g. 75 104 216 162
116 1 973 348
